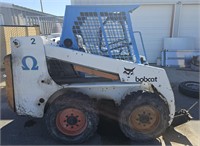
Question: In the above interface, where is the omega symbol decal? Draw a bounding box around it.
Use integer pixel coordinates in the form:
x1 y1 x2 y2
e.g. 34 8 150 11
22 56 39 70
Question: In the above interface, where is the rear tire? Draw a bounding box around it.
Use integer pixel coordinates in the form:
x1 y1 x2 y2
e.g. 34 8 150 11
119 92 170 141
45 91 99 144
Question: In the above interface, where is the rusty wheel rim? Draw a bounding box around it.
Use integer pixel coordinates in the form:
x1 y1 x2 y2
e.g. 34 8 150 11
129 105 160 133
56 108 87 136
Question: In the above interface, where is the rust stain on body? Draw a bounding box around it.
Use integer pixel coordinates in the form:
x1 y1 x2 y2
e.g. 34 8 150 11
4 55 15 111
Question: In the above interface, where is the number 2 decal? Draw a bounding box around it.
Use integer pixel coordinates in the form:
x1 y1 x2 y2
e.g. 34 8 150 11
31 38 36 44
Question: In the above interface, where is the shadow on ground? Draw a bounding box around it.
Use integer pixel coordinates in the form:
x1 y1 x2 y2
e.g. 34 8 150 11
0 115 161 145
162 126 193 146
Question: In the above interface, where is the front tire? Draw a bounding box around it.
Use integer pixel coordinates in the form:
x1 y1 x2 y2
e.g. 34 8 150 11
119 92 170 141
45 92 99 144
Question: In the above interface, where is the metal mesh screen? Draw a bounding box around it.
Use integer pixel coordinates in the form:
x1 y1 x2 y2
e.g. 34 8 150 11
72 12 134 61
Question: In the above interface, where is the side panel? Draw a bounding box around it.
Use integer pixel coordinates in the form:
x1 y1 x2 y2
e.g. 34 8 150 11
11 36 62 117
45 38 175 124
10 36 175 123
64 83 142 105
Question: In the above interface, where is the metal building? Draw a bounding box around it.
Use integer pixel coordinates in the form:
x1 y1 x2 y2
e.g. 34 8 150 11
0 2 63 34
71 0 200 63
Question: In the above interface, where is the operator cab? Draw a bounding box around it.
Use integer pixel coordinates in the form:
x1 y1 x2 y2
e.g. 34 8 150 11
47 5 148 84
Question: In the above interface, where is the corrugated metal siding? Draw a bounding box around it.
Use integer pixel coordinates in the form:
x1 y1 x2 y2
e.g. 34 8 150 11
0 3 63 35
0 7 13 25
0 6 43 25
0 14 4 25
26 16 63 34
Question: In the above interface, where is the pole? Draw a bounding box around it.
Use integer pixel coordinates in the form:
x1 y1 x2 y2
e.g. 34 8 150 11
40 0 43 12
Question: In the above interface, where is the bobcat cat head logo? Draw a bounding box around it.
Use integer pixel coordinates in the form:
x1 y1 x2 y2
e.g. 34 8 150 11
123 67 135 78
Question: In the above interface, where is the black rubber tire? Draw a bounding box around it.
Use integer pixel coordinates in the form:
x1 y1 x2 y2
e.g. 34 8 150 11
44 91 99 144
191 63 199 71
119 92 170 141
178 81 199 98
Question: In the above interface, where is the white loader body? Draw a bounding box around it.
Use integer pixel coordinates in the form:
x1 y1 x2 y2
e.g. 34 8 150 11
8 36 175 124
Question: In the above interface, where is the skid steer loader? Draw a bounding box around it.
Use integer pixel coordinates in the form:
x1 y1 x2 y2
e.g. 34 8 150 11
4 5 175 144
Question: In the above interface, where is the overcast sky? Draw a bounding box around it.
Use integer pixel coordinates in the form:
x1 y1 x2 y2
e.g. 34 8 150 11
0 0 71 16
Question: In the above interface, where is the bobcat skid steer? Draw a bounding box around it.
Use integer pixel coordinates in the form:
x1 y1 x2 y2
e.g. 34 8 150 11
4 5 175 144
